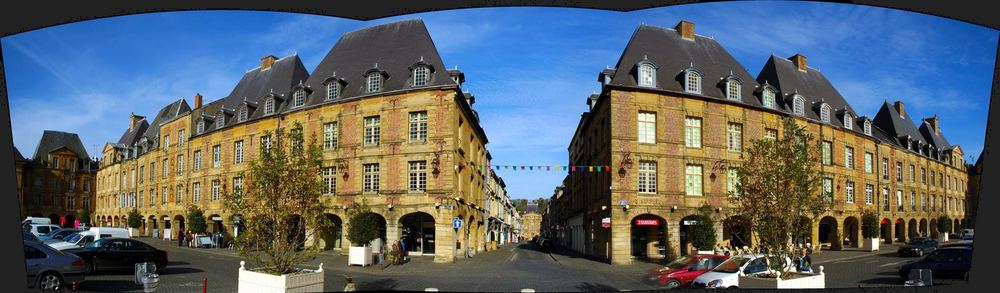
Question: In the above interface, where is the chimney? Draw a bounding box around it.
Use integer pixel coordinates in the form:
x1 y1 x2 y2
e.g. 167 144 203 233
129 112 144 130
894 101 906 118
194 93 203 109
790 54 807 72
675 20 695 40
260 55 278 70
925 115 940 133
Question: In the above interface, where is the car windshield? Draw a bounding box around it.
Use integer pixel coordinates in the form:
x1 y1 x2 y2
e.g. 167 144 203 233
713 256 750 273
64 233 82 243
665 255 693 269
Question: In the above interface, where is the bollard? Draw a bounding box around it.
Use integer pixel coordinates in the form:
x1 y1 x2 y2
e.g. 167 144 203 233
203 276 207 293
71 281 76 291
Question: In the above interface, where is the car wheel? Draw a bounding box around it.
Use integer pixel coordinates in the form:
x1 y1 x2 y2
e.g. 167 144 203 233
38 272 63 291
664 279 681 289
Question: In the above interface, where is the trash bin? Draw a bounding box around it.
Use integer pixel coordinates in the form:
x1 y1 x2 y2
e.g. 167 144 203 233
141 274 159 293
904 269 932 287
135 262 159 292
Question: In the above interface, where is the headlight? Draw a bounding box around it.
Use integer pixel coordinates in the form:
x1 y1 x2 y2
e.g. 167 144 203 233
707 279 722 288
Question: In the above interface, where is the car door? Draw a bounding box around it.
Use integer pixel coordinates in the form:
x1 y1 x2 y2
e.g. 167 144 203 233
937 250 965 278
743 257 769 275
23 244 47 287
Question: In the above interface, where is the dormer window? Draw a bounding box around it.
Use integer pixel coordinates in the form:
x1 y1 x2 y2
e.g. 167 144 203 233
326 82 340 100
412 65 430 86
820 104 831 123
264 98 275 115
864 120 872 135
197 120 205 134
843 113 853 130
293 90 305 108
637 63 656 88
793 95 805 116
238 106 248 122
216 113 225 129
762 88 776 109
367 72 383 93
725 78 742 101
684 69 702 94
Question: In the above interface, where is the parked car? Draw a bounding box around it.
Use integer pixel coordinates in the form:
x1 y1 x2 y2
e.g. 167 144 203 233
24 240 88 291
940 240 973 248
648 254 729 288
25 224 63 238
64 238 168 273
898 237 938 257
23 231 41 243
899 247 972 281
959 229 974 240
39 228 81 242
48 227 131 251
22 217 52 229
690 254 793 289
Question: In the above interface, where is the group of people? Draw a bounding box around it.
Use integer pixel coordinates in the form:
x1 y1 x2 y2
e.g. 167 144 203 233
712 243 756 256
373 238 409 270
710 243 815 274
176 230 225 248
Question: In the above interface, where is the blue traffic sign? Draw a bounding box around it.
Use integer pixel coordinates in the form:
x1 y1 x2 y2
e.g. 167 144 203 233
453 218 463 229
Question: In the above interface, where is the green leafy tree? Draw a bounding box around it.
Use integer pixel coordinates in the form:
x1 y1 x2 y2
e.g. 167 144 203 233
861 209 880 239
77 209 91 225
691 204 718 250
127 208 142 229
729 117 834 277
346 201 383 246
937 216 953 234
222 122 331 275
186 205 207 234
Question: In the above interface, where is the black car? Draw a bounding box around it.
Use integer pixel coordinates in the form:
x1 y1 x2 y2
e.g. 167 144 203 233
22 231 41 243
940 240 973 248
64 238 168 273
899 247 972 280
898 238 938 257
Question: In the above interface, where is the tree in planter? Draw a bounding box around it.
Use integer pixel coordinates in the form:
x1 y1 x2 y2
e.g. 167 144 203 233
127 208 142 229
937 216 953 235
186 205 207 234
861 209 879 239
691 204 718 251
729 117 833 278
222 122 331 275
346 201 383 247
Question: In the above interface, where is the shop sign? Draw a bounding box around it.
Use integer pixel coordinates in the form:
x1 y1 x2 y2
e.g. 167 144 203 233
635 219 659 226
683 220 699 225
601 217 611 228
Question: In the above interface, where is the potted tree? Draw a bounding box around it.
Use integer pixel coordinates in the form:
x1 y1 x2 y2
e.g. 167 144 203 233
861 209 880 251
730 117 832 289
223 123 332 292
936 216 952 242
691 204 718 255
77 209 91 229
127 208 142 238
346 201 380 267
186 205 208 247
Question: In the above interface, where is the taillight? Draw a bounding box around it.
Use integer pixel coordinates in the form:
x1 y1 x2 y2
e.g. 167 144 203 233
72 259 86 268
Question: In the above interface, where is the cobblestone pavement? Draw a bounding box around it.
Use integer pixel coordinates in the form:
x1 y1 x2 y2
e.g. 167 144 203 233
67 237 970 292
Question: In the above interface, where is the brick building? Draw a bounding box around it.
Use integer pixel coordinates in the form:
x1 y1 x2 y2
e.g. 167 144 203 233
16 131 98 226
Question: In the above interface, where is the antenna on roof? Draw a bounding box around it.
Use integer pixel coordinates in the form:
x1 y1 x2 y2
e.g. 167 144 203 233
420 56 424 62
374 62 378 68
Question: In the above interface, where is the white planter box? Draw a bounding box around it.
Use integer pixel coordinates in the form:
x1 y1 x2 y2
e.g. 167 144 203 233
937 232 949 242
696 250 715 255
237 261 324 293
866 238 880 251
739 266 825 289
349 246 373 267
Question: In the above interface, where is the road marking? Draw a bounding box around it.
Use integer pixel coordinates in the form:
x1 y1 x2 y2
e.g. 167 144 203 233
425 288 439 292
521 289 535 293
880 260 911 268
813 253 880 265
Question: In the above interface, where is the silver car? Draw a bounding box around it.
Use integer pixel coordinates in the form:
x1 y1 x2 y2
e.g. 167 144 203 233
24 240 88 290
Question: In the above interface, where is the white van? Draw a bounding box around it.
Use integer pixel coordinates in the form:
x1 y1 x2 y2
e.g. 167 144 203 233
48 227 131 250
960 229 974 240
25 224 62 237
23 217 52 226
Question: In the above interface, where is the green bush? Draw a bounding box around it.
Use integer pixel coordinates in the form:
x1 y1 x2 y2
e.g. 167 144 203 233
127 209 142 229
186 205 207 234
691 204 717 250
861 209 879 239
346 202 382 246
937 216 953 234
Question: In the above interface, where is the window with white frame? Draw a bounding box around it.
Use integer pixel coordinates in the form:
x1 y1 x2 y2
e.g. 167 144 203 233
363 163 379 193
164 135 170 150
326 82 339 100
638 112 656 144
293 90 305 108
846 181 855 203
66 196 75 209
895 162 902 181
260 135 271 153
882 188 890 211
192 182 201 202
177 154 184 174
793 95 805 116
409 111 428 142
323 167 337 195
727 167 740 196
882 158 889 179
685 117 701 147
726 79 741 101
364 116 381 146
821 141 832 165
409 161 427 192
764 128 777 140
845 146 854 169
921 193 927 211
820 104 831 123
176 185 183 204
233 177 243 196
823 178 833 202
162 187 168 204
637 161 656 194
367 72 383 93
211 180 220 201
865 184 873 204
162 159 168 177
638 63 656 87
324 122 338 149
179 129 186 146
727 123 742 151
83 194 89 209
844 114 853 130
193 151 201 171
150 162 155 181
264 98 274 115
212 145 221 168
238 106 248 122
197 120 205 134
685 70 701 94
685 164 703 196
413 66 430 86
896 190 903 211
910 191 916 211
864 152 873 173
149 189 155 207
216 114 224 129
763 88 776 108
910 165 916 182
864 120 871 135
234 140 244 164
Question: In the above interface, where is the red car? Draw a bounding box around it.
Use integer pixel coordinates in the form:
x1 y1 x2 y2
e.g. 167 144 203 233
648 254 729 288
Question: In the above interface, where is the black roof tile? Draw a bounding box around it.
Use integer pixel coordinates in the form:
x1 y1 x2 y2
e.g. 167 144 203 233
756 55 858 128
32 130 90 161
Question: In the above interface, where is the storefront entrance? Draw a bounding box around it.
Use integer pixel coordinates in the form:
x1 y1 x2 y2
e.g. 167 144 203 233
630 214 666 259
400 212 435 255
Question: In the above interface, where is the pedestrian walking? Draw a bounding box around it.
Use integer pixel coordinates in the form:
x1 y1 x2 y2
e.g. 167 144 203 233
343 277 357 292
178 231 184 246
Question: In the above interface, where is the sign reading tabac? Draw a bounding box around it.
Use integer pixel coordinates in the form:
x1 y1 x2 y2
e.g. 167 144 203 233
635 219 659 226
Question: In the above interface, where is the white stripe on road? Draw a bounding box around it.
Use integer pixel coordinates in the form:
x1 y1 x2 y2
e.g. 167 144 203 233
880 260 911 268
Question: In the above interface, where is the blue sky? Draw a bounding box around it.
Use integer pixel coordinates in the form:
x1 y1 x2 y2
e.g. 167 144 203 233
3 2 997 200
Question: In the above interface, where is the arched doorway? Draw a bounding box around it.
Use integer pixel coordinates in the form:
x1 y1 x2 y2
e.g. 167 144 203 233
209 214 224 234
790 216 812 247
919 219 928 237
148 216 158 238
174 215 186 239
232 214 246 239
400 212 435 255
321 214 343 251
894 218 905 243
725 216 753 249
908 219 919 239
843 217 860 248
163 215 173 240
929 218 938 238
113 216 120 228
818 216 840 250
630 214 667 260
953 219 960 234
63 214 76 228
678 215 700 256
881 218 892 243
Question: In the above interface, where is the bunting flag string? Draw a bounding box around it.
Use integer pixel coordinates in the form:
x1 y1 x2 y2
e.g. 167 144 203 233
477 164 612 172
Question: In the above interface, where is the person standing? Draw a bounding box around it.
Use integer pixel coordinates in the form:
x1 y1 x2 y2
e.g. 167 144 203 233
343 277 357 292
796 248 813 273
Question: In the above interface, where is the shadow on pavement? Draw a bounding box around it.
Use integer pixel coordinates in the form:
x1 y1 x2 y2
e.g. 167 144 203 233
157 267 205 275
360 278 399 291
518 242 614 264
168 261 190 266
76 280 143 292
576 282 619 292
858 277 903 286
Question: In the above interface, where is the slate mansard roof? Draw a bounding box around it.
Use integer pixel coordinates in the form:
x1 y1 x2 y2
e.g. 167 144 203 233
756 55 859 128
32 130 90 161
142 99 192 142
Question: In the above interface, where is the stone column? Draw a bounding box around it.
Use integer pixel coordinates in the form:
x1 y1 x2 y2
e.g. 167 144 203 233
810 221 821 253
668 218 681 260
434 222 455 263
386 221 400 245
610 210 631 265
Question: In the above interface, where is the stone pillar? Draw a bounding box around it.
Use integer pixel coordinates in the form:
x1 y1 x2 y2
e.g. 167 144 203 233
714 220 724 249
386 221 400 245
810 221 821 253
668 218 681 260
853 222 863 248
610 210 631 265
434 222 454 263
